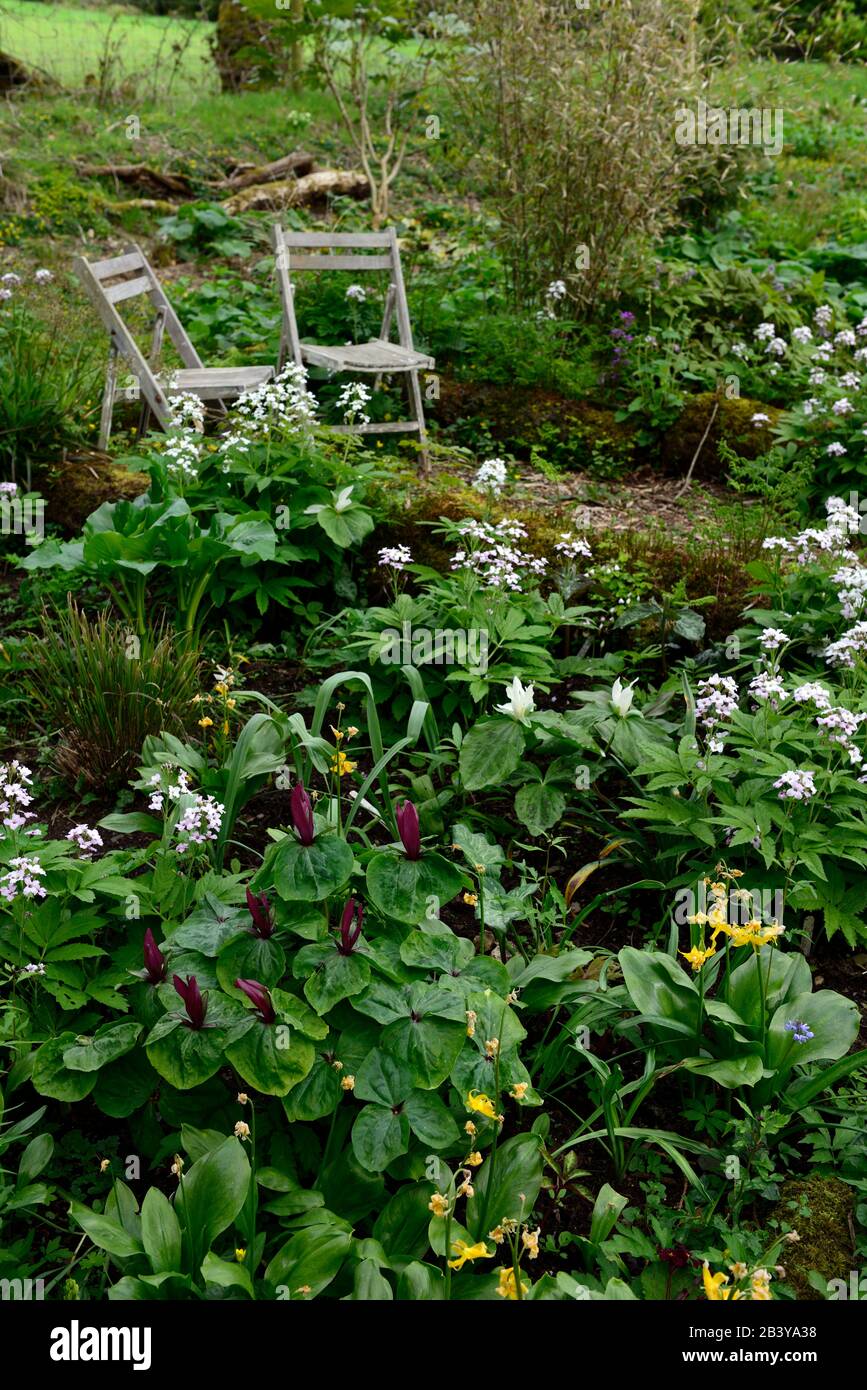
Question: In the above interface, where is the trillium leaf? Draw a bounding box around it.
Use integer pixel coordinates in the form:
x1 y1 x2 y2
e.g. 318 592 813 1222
62 1020 142 1073
354 1049 413 1108
282 1058 342 1122
93 1049 159 1119
268 836 355 902
381 1010 466 1089
404 1090 460 1149
352 1104 411 1171
366 851 465 925
146 1025 227 1089
297 947 371 1015
459 719 525 791
225 1021 315 1096
514 782 566 837
32 1034 98 1102
216 934 286 997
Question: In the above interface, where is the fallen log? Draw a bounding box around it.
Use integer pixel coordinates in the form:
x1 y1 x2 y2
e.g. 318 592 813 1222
218 150 316 192
224 168 370 214
74 162 194 198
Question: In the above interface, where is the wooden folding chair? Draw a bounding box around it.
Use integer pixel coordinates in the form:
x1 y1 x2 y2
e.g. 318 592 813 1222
74 242 275 449
272 226 434 468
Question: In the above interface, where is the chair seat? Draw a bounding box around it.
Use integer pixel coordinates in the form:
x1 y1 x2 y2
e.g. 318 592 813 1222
162 366 275 400
300 340 435 374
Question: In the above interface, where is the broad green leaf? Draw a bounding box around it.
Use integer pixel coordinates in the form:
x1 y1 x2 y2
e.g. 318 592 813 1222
141 1188 182 1275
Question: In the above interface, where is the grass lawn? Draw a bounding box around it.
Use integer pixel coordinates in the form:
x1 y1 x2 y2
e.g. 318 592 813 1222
0 0 216 92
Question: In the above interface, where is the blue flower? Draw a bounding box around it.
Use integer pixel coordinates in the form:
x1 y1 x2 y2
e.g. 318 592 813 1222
784 1019 814 1044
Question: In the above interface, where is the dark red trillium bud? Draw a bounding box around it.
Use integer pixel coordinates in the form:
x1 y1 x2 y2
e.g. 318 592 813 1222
236 977 276 1024
245 887 274 939
338 897 363 956
143 927 167 984
658 1244 691 1270
395 799 421 860
173 974 207 1029
289 782 315 846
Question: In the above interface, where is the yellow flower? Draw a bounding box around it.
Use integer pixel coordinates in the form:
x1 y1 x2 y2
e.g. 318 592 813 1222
484 1038 500 1057
346 726 359 737
522 1228 540 1260
234 1121 250 1140
750 1268 773 1301
464 1120 477 1136
466 1151 483 1167
214 682 228 696
99 1158 110 1173
447 1239 492 1270
680 944 716 972
235 1248 246 1262
496 1266 529 1300
330 726 344 742
331 1058 344 1070
465 1010 477 1038
198 716 214 729
463 892 478 906
428 1192 448 1217
510 1083 528 1101
237 1092 248 1104
331 750 356 776
222 720 230 736
467 1090 497 1119
341 1074 355 1091
456 1174 474 1198
488 1225 505 1244
702 1262 742 1301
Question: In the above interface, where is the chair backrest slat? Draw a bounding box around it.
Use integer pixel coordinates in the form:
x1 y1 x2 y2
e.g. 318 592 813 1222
104 274 153 304
90 250 146 281
285 253 394 272
281 231 392 249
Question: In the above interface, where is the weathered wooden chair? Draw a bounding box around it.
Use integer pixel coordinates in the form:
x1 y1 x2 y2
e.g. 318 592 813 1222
272 226 434 467
74 242 275 449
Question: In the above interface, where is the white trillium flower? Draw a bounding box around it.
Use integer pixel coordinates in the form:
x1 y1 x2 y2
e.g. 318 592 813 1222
495 677 536 724
610 677 637 718
305 485 354 517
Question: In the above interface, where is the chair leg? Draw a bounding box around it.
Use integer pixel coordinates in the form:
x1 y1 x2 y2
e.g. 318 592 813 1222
98 346 119 452
407 369 429 474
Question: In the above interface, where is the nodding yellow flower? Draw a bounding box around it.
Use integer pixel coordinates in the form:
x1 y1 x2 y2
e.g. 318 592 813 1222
331 750 356 776
496 1266 529 1300
330 726 344 741
464 1121 477 1137
488 1225 505 1244
331 1058 344 1070
235 1248 246 1262
750 1269 773 1300
237 1092 248 1104
198 716 214 729
755 923 785 946
234 1121 250 1140
346 725 359 737
463 892 478 906
341 1074 355 1091
214 682 229 696
465 1151 483 1167
702 1263 741 1301
171 1154 184 1177
226 698 237 709
456 1175 474 1199
687 912 709 925
465 1009 477 1038
510 1083 529 1101
222 721 230 736
522 1228 540 1260
680 944 716 972
99 1158 110 1173
484 1038 500 1058
428 1192 448 1217
447 1239 492 1271
729 1261 749 1280
467 1090 497 1119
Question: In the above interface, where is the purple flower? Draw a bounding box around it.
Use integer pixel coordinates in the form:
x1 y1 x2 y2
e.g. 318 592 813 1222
246 887 274 939
338 897 363 956
784 1019 814 1044
143 928 167 985
396 799 421 860
173 974 207 1029
289 782 315 846
236 977 276 1024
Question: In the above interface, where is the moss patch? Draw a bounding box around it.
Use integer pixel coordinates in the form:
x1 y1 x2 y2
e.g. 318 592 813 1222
38 455 149 533
775 1175 854 1300
661 392 781 476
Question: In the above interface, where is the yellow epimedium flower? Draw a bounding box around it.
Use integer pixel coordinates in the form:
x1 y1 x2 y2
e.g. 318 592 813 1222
330 750 356 776
496 1266 529 1300
680 944 716 972
447 1239 492 1270
428 1193 449 1217
465 1151 483 1167
467 1090 498 1119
